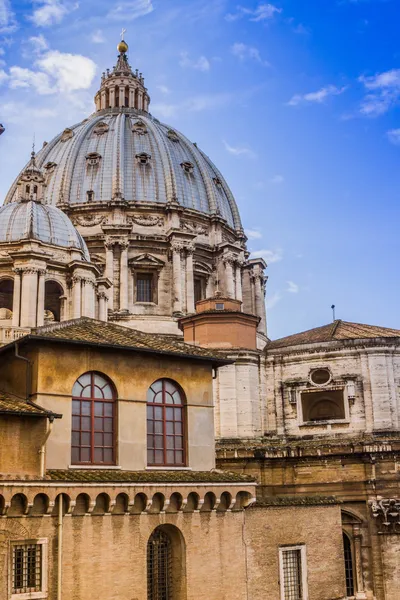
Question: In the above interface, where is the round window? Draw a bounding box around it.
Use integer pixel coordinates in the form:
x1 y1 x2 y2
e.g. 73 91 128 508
310 368 331 386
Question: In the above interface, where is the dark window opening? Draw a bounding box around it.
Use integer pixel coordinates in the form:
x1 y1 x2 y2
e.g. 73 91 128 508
310 368 331 385
0 278 14 314
137 273 154 302
194 277 206 304
343 533 355 596
45 280 63 322
147 529 172 600
115 86 120 107
301 389 346 422
12 543 42 594
281 548 303 600
87 190 94 202
71 372 116 465
215 302 225 310
147 379 186 467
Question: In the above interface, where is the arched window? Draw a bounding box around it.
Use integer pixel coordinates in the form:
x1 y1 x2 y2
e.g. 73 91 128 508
147 379 185 466
147 526 186 600
45 280 64 322
0 278 14 313
71 372 115 465
343 532 355 597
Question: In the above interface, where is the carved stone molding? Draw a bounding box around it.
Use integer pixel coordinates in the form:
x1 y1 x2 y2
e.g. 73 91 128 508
72 214 105 227
130 215 163 227
182 221 207 235
104 236 129 249
370 497 400 533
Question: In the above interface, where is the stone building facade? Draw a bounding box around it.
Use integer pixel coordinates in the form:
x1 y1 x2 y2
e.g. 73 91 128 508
0 36 399 600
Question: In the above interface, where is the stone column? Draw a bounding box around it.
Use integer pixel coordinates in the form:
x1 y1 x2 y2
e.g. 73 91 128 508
105 239 114 311
353 527 367 599
36 270 46 327
171 242 183 314
224 255 235 298
119 87 125 107
100 90 106 110
12 269 21 327
235 262 243 303
60 296 67 321
20 268 39 327
97 292 108 322
119 241 129 312
186 245 195 314
138 90 143 110
206 275 213 299
254 273 266 333
129 88 135 108
110 88 115 108
72 276 82 319
82 279 95 318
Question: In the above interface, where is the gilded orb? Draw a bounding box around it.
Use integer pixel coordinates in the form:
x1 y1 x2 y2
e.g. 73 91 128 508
117 40 128 54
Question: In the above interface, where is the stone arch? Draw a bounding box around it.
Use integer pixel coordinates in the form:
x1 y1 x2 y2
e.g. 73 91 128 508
31 493 49 516
93 493 110 515
113 493 129 514
73 493 90 516
147 524 187 600
201 491 216 512
131 493 148 514
167 492 183 513
341 509 365 598
184 492 199 512
149 493 165 514
9 494 28 516
0 277 14 315
217 491 232 512
44 280 64 322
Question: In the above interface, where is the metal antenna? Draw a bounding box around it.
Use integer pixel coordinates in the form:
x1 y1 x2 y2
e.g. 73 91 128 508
331 304 336 322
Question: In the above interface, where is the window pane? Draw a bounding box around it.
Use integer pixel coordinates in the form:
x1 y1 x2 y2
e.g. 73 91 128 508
147 405 154 417
147 389 155 403
155 450 164 464
165 380 178 396
175 450 183 464
94 448 103 462
147 435 154 448
81 401 91 416
81 432 90 446
94 386 103 399
166 450 175 463
94 417 104 431
94 374 108 388
94 402 103 416
155 407 163 420
155 436 163 449
77 373 91 387
72 400 80 414
71 432 80 445
147 420 154 434
72 416 80 430
104 418 113 432
81 448 90 462
166 421 174 435
103 387 113 401
166 436 175 449
175 436 183 449
104 403 113 416
147 449 154 464
166 407 174 420
152 380 163 394
81 386 91 398
104 433 113 447
155 420 163 434
137 274 153 302
174 407 182 420
94 432 103 446
103 448 113 463
71 447 80 463
72 383 82 397
175 422 182 435
153 391 163 404
165 393 174 404
81 416 91 431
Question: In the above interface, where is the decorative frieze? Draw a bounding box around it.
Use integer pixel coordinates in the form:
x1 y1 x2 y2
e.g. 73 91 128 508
72 214 105 227
130 215 163 227
182 221 207 235
370 497 400 533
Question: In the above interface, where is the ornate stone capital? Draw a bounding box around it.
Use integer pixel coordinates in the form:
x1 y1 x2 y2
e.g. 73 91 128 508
170 241 185 254
97 291 109 301
223 253 236 267
370 497 400 534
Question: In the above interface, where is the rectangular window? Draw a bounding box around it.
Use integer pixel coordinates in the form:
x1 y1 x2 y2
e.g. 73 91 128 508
11 540 47 599
301 389 346 423
137 274 153 303
279 545 308 600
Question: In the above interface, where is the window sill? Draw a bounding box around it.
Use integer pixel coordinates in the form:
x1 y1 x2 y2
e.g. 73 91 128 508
68 465 122 470
134 302 157 306
300 420 349 427
11 593 47 600
146 466 192 471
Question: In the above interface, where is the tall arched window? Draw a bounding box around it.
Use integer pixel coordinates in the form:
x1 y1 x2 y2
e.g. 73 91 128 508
343 532 354 597
147 379 185 466
147 526 186 600
71 372 115 465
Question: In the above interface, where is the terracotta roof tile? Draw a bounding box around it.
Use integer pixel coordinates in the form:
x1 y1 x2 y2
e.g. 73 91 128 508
47 469 255 484
2 318 231 364
268 320 400 350
0 391 60 418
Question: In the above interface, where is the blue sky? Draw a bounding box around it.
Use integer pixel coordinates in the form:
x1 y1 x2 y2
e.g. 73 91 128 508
1 0 400 339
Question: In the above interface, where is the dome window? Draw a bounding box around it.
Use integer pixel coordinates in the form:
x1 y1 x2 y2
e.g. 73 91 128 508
167 129 179 142
86 190 95 202
86 152 102 166
213 177 223 187
136 152 151 165
61 128 74 142
93 121 109 135
132 121 147 135
310 368 331 386
44 161 57 172
181 161 194 174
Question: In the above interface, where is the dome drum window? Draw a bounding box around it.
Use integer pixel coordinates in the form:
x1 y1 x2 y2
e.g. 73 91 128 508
86 152 102 167
132 121 147 135
181 161 194 175
93 121 109 135
136 152 151 165
60 128 74 142
167 129 179 142
213 177 223 187
44 162 57 172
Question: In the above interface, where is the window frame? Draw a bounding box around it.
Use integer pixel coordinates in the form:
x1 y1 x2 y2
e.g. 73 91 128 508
134 271 158 305
9 539 48 600
71 372 116 466
297 386 350 427
146 379 187 467
279 544 308 600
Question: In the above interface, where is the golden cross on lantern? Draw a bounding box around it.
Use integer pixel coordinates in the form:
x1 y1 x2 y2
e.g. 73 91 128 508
120 28 126 40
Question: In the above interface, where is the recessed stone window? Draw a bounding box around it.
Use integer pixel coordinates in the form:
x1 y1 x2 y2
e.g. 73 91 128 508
44 161 57 172
301 389 346 422
167 129 179 142
310 368 331 386
136 152 151 165
181 161 194 174
215 302 225 310
61 128 74 142
132 121 147 135
93 121 109 135
86 152 101 166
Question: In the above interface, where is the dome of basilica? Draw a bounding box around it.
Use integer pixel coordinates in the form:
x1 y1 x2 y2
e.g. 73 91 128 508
0 199 90 260
4 57 242 230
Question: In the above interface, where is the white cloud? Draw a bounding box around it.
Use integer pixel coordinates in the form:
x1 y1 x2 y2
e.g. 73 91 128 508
231 43 269 66
28 34 49 54
30 1 78 27
0 0 17 33
156 84 170 95
226 3 281 22
91 29 105 44
359 69 400 116
387 128 400 145
245 228 263 240
286 281 299 294
107 0 154 21
7 50 96 95
179 52 210 72
270 174 284 184
0 68 8 84
223 140 256 158
1 101 58 123
152 92 234 118
251 249 282 263
266 291 281 309
287 85 347 106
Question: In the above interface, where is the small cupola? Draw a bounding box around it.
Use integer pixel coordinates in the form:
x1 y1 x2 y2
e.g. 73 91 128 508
16 149 46 202
94 31 151 113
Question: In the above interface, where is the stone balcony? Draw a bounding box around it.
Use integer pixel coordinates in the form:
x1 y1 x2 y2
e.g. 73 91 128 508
0 326 31 345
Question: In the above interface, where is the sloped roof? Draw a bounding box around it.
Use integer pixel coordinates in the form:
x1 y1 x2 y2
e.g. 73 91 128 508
48 469 255 484
0 391 60 418
268 320 400 350
1 318 230 364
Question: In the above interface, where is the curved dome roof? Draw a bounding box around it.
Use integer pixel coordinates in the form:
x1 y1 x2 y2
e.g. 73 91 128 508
0 200 90 260
5 111 242 230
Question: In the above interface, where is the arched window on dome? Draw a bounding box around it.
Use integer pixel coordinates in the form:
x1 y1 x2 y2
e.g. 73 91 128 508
71 372 116 465
44 280 64 322
115 85 120 108
125 86 129 108
0 278 14 320
147 379 186 467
